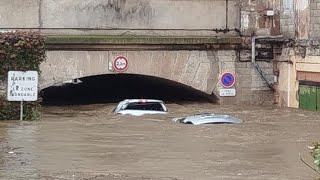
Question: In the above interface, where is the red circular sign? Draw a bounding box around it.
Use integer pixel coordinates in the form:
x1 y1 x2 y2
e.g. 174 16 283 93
113 56 128 72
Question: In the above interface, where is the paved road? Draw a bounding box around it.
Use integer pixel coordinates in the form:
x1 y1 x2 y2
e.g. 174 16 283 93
0 103 319 180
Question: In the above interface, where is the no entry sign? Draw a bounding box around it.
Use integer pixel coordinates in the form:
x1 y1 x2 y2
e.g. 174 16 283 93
220 72 235 88
113 56 128 72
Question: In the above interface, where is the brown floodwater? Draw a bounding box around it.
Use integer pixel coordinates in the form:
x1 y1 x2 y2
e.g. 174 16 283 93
0 103 319 180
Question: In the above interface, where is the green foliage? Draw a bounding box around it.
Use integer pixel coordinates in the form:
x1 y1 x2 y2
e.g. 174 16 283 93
0 95 20 120
24 101 41 121
0 31 46 80
0 31 45 120
312 143 320 170
0 95 41 121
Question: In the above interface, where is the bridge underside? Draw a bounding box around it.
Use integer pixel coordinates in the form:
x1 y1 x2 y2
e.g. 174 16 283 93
41 74 217 105
39 35 273 105
40 50 220 94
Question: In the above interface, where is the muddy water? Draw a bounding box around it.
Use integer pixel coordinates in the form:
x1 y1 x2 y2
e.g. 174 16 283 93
0 103 320 180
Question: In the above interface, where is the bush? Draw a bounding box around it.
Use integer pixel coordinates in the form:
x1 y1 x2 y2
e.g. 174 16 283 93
0 95 41 121
0 95 20 120
0 31 46 120
311 143 320 170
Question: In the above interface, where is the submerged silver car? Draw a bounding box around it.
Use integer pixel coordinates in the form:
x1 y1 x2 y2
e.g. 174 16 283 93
172 113 241 125
114 99 168 116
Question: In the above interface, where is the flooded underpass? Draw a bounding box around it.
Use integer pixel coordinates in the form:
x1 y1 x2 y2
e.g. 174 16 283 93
41 74 216 105
1 75 320 180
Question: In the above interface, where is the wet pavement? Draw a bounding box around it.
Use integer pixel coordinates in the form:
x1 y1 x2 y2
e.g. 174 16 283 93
0 103 320 180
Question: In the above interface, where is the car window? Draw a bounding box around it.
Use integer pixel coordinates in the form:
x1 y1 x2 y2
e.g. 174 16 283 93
124 102 165 111
114 101 127 112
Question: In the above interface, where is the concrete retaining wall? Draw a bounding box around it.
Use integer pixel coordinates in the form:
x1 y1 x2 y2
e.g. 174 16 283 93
0 0 239 32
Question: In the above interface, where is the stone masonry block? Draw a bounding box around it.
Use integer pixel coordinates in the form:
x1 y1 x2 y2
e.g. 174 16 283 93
310 31 320 38
281 26 289 33
252 74 273 83
310 24 314 31
288 25 295 32
256 61 272 68
216 50 236 56
235 62 247 68
221 97 238 105
250 90 273 101
251 81 269 88
206 50 216 57
199 51 208 58
236 68 252 75
310 17 320 24
310 3 317 10
246 62 254 68
313 24 320 30
280 18 295 25
219 55 236 62
241 81 252 88
313 10 320 17
221 62 235 73
311 10 315 16
250 68 273 77
238 74 251 80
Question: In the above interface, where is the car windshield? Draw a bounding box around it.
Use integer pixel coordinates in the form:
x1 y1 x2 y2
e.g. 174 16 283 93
124 102 165 111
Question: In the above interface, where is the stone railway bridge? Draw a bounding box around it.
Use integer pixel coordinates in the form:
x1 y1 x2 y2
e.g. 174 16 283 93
1 0 277 105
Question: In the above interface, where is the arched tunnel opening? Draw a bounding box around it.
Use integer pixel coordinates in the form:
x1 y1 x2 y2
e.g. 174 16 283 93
40 74 218 106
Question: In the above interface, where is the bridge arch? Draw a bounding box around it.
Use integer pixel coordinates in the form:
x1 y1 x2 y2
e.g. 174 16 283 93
41 73 218 104
40 50 219 97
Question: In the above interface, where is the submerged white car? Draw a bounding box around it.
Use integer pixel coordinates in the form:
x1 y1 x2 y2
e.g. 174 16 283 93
113 99 168 116
172 113 241 125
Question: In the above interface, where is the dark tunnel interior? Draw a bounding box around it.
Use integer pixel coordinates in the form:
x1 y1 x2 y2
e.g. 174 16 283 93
40 74 218 105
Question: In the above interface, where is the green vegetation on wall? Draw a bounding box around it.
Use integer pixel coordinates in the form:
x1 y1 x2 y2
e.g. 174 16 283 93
0 31 46 120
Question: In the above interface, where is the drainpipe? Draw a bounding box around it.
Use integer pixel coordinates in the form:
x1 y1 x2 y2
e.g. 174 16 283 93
225 0 228 29
287 64 291 107
251 36 256 63
251 35 276 92
251 35 282 104
273 60 280 104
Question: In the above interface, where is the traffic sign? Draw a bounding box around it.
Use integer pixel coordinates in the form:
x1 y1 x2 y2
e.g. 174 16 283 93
220 72 235 88
7 71 39 121
7 71 38 101
219 88 236 97
113 56 128 72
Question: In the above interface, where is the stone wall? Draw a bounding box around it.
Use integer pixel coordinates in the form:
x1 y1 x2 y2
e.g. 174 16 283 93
280 0 310 39
276 0 320 108
310 0 320 38
280 0 295 38
240 0 281 36
0 0 40 28
0 0 240 36
0 0 276 105
41 50 273 105
217 50 273 105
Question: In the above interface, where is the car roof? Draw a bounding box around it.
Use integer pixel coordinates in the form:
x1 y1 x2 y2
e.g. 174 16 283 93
172 113 241 125
120 99 165 103
185 113 241 124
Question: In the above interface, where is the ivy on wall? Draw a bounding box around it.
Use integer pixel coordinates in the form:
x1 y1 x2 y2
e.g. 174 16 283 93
0 31 46 120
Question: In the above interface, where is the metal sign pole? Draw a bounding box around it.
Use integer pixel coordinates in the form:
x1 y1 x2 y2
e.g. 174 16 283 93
20 101 23 121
